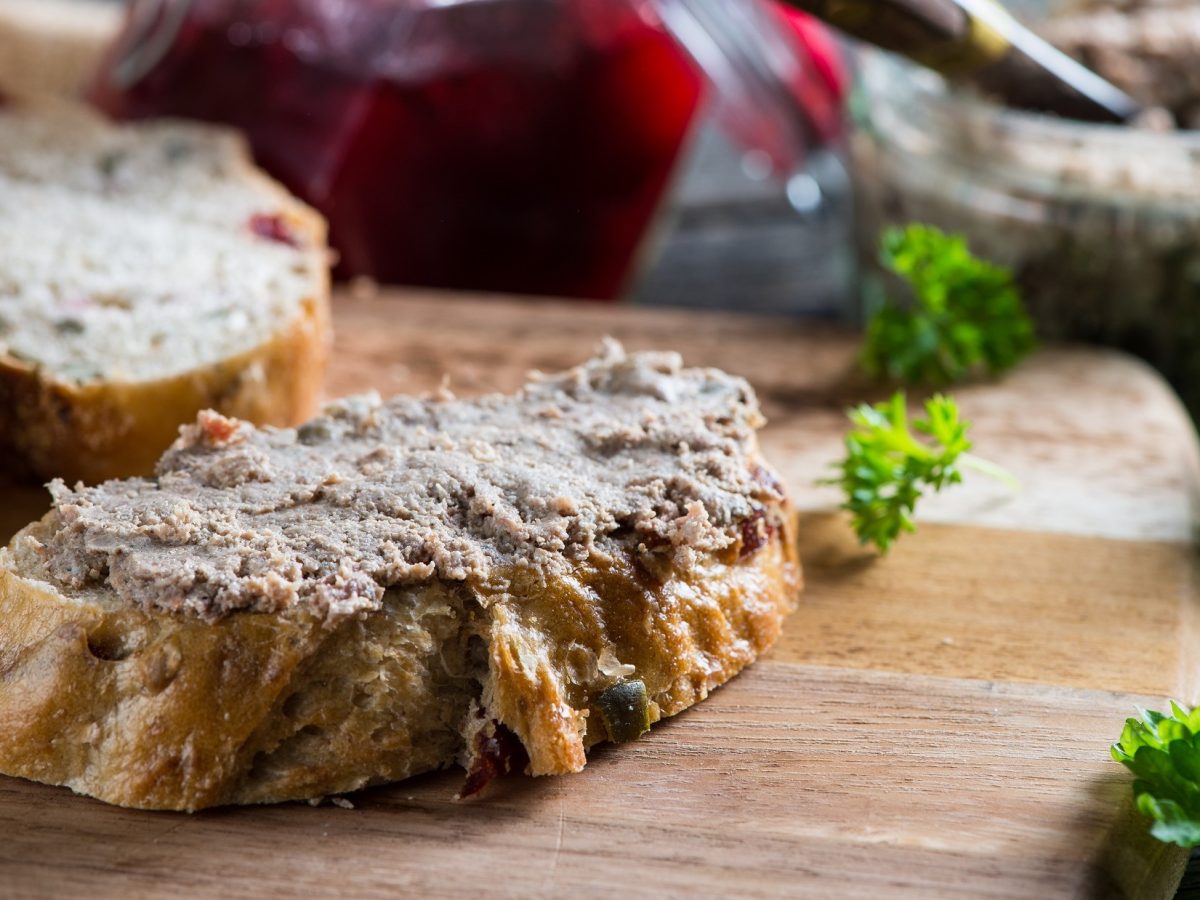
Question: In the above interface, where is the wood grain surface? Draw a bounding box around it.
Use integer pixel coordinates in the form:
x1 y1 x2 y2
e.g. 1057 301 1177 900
3 289 1199 899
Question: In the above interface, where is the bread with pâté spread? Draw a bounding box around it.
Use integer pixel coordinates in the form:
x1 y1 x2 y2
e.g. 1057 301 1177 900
0 343 801 810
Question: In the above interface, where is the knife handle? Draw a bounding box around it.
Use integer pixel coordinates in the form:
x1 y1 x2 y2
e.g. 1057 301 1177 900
783 0 1009 73
781 0 1137 122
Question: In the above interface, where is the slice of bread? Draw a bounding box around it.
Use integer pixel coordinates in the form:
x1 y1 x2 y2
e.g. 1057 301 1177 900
0 344 801 810
0 91 331 483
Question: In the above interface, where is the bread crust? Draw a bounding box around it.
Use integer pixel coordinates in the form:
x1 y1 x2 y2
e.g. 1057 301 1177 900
0 503 800 811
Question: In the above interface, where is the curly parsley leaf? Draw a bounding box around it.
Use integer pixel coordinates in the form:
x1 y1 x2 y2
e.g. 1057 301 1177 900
821 391 1015 553
861 224 1036 386
1112 702 1200 848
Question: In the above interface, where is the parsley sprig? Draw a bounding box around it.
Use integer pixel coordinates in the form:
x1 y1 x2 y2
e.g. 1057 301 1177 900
862 224 1036 386
1112 703 1200 848
822 391 1015 553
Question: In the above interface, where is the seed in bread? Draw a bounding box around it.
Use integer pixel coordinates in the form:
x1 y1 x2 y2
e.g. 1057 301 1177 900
0 91 330 483
0 344 801 810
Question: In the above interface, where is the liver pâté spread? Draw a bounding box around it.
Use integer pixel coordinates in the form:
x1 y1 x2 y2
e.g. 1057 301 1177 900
28 343 780 622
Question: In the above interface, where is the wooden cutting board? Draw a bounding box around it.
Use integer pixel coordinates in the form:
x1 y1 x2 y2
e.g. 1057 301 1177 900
3 290 1199 899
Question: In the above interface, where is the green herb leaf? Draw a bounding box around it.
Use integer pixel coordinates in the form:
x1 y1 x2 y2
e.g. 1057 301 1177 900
861 224 1036 386
1112 702 1200 848
820 392 1015 553
821 391 980 553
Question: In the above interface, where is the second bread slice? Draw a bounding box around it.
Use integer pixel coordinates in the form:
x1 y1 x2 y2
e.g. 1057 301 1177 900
0 92 330 483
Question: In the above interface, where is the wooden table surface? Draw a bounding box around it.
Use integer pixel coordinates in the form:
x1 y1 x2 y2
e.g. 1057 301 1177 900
3 289 1200 898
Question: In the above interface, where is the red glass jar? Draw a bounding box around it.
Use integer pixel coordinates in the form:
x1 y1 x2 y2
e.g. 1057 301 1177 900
91 0 703 300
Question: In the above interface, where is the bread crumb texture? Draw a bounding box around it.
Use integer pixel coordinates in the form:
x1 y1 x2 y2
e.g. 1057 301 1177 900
0 93 318 383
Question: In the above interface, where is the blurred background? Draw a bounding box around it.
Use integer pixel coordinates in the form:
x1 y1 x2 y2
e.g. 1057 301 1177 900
4 0 1200 409
21 0 855 318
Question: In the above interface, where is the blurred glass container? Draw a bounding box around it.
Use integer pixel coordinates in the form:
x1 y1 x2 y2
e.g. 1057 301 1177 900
850 13 1200 412
91 0 705 300
636 0 853 318
89 0 844 304
634 117 853 317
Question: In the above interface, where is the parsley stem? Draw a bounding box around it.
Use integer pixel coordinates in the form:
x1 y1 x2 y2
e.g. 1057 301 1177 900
959 453 1020 493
